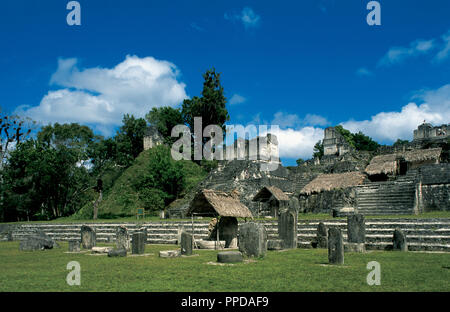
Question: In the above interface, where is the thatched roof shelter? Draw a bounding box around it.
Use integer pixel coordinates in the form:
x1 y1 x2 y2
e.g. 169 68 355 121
253 186 289 202
402 148 442 162
365 154 399 176
365 148 442 175
187 189 253 218
300 172 366 195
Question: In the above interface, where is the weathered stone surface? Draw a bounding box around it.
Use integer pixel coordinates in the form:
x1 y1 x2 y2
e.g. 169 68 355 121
116 226 129 250
92 247 113 254
132 232 146 254
218 217 239 248
217 251 244 263
267 239 283 250
159 250 181 258
68 240 80 252
278 209 297 249
344 242 365 253
238 222 267 258
136 227 148 238
181 231 193 256
316 222 328 248
81 225 96 249
393 229 408 251
196 240 225 249
328 227 344 265
0 224 13 241
347 214 365 243
108 248 127 257
288 197 300 213
19 231 56 251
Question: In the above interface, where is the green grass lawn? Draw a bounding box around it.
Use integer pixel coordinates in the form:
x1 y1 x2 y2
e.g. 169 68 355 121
1 241 449 292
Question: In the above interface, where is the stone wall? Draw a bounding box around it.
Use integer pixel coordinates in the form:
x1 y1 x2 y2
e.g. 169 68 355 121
414 164 450 213
420 184 450 212
418 164 450 185
298 188 356 214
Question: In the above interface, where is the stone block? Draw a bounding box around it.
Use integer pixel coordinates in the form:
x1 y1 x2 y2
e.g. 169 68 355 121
347 214 365 243
238 222 267 258
159 250 181 258
181 231 193 256
328 227 344 265
108 248 127 257
132 232 146 255
196 240 226 249
92 247 113 254
19 231 56 251
68 240 80 252
267 239 283 250
316 222 328 248
217 251 244 263
81 225 96 249
116 226 130 250
344 242 365 253
393 229 408 251
278 209 297 249
218 217 239 248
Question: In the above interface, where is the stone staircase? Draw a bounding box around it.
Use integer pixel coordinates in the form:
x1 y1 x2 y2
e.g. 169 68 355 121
2 218 449 252
355 171 418 215
284 218 450 252
1 222 210 245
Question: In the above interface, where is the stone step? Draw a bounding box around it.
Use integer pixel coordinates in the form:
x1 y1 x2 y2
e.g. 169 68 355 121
4 218 450 251
293 228 450 236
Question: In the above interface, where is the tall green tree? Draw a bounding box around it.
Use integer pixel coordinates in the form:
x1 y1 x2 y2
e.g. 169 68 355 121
334 125 379 152
134 145 185 212
115 114 147 166
313 140 324 159
145 106 184 144
181 68 230 135
2 138 92 220
38 122 95 165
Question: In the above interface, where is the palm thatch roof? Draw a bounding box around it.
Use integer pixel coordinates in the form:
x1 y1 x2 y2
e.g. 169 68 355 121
365 148 442 175
402 148 442 162
253 186 290 202
187 189 253 218
300 172 367 195
365 154 399 176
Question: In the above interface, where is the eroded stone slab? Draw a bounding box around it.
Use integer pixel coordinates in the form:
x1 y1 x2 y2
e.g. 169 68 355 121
181 231 193 256
393 228 408 251
68 240 80 252
217 251 243 263
347 214 366 244
238 222 267 258
159 250 181 258
328 227 344 265
81 225 96 249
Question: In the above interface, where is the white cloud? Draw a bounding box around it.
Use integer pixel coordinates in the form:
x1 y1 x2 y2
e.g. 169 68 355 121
272 112 329 128
434 30 450 62
356 67 373 77
341 84 450 142
272 112 302 128
266 84 449 160
229 94 246 105
378 39 435 67
225 7 261 29
190 22 205 32
267 127 324 160
17 55 188 135
303 114 329 126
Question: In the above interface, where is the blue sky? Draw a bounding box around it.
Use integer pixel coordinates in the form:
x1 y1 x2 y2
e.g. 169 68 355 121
1 0 450 165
